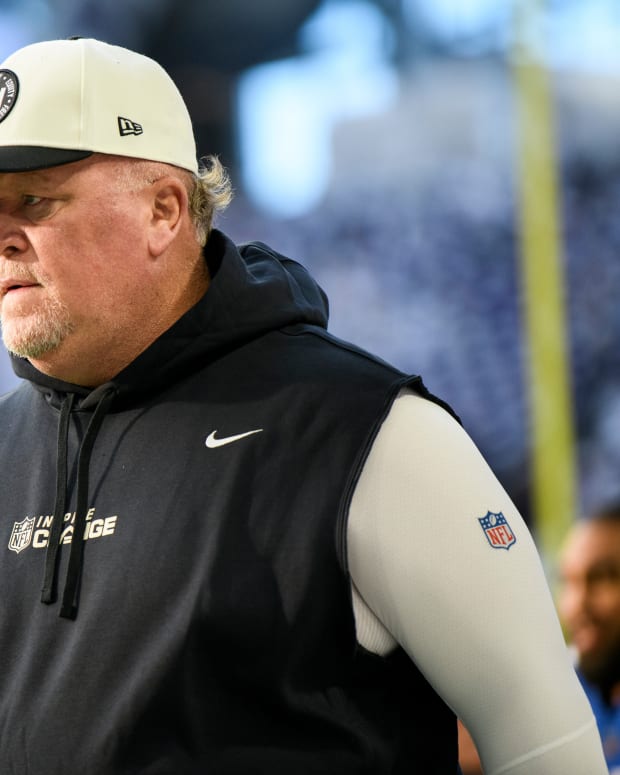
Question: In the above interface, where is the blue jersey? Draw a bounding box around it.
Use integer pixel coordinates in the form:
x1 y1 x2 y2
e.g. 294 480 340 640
580 673 620 773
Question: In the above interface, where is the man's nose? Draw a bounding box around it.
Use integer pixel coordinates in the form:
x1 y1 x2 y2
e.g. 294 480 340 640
0 214 28 258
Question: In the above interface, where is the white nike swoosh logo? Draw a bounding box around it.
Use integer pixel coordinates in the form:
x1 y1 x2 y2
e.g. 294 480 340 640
205 429 263 448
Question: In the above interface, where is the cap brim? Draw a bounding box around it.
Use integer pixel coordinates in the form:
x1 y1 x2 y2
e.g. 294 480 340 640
0 146 93 172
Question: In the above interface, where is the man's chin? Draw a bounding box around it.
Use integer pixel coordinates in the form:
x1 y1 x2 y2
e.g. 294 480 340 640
1 319 72 360
2 335 60 360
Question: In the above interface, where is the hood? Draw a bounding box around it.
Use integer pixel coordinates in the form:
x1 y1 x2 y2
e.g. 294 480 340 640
9 230 330 619
11 229 329 405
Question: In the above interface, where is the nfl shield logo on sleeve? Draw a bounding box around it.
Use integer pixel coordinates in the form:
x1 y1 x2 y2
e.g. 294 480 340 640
8 516 35 554
478 511 516 550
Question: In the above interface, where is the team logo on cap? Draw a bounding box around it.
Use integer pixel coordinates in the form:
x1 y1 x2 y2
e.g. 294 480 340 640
0 69 18 124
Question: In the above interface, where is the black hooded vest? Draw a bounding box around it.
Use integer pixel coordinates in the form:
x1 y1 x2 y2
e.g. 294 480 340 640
0 232 459 774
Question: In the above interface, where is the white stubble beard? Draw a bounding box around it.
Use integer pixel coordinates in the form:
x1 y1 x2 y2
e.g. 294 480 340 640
1 289 74 359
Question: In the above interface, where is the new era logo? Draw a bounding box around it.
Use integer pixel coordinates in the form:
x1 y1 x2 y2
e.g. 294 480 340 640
118 116 143 136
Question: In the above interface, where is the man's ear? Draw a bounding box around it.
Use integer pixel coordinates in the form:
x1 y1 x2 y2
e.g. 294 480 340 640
147 178 187 257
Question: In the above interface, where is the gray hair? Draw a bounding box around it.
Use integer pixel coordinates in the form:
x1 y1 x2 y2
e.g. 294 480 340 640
112 153 233 246
187 155 233 246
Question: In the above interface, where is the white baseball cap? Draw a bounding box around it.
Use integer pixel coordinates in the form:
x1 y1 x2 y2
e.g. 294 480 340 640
0 37 198 173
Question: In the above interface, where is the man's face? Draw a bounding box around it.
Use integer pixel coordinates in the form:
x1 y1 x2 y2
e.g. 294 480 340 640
0 155 155 381
558 520 620 687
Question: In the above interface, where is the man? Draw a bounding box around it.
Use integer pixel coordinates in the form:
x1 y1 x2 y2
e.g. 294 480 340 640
0 37 607 774
559 504 620 773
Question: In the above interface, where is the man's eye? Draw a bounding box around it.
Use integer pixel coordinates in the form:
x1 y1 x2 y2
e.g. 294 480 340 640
19 195 57 220
23 195 44 207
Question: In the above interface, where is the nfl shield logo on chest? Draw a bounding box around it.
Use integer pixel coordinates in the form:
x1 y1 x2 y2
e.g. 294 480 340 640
478 511 516 550
8 516 35 554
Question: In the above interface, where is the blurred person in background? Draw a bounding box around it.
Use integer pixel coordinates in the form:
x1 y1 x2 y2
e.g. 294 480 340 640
458 719 483 775
559 502 620 773
0 37 607 774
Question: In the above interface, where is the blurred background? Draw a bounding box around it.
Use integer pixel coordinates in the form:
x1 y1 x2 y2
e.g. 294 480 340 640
1 0 620 565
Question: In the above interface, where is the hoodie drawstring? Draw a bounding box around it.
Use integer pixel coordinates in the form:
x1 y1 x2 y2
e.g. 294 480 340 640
41 392 75 605
40 388 116 619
